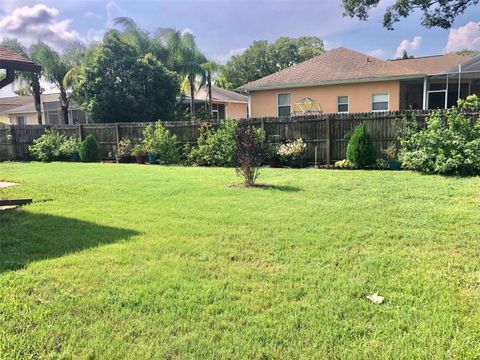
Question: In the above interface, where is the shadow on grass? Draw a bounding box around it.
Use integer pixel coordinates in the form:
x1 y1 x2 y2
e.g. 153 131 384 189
229 183 302 192
0 210 139 273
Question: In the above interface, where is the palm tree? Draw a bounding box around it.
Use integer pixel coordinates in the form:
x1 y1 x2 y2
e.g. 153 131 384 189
1 38 43 124
34 42 85 124
200 61 220 116
158 29 206 117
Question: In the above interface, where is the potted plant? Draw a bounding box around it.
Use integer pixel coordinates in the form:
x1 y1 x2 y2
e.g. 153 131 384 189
131 143 146 164
384 145 401 170
142 124 159 165
60 136 81 162
114 138 132 163
277 138 307 168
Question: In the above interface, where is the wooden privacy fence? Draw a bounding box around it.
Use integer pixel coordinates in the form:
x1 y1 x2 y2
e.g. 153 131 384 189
1 110 478 164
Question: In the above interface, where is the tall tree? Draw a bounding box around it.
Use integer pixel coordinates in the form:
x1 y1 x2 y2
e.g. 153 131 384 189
33 42 85 124
71 30 180 123
217 36 324 90
342 0 479 29
159 28 207 116
1 38 43 124
200 61 220 116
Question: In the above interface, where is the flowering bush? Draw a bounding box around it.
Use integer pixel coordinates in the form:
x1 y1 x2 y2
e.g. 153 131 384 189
114 138 132 158
276 138 306 160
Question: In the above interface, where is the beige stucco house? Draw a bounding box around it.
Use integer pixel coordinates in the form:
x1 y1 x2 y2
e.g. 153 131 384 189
181 85 248 119
0 93 87 125
238 47 480 118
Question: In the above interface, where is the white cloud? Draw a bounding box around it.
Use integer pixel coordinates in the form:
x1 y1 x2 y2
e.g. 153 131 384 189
367 49 385 59
445 21 480 52
0 4 83 50
394 36 422 58
181 27 193 35
212 47 247 64
85 11 103 20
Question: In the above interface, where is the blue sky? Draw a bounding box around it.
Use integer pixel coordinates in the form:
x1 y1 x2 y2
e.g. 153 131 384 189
0 0 479 63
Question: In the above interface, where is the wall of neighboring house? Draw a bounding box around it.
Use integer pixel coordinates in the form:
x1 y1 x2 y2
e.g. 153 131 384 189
225 102 248 119
0 115 10 124
249 80 401 117
8 113 38 125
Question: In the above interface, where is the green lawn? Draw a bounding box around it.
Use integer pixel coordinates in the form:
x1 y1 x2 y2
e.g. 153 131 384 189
1 163 479 359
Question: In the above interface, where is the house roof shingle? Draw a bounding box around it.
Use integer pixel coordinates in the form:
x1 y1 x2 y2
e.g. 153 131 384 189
0 93 80 115
239 47 423 91
391 53 472 75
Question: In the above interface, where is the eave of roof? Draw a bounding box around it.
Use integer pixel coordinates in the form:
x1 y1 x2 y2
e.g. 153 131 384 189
239 74 425 92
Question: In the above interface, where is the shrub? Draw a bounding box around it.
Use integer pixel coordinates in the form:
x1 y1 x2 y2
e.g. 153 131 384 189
400 108 480 176
334 159 352 169
29 129 66 162
235 124 268 186
60 137 80 158
346 124 376 167
142 121 180 164
189 120 238 167
79 135 100 162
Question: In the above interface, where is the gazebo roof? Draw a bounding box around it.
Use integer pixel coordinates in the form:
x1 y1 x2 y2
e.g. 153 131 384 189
0 45 41 72
0 45 41 90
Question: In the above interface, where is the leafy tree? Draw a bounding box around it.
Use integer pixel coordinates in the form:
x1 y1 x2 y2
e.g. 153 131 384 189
71 31 180 123
1 38 43 124
456 49 480 57
235 124 267 187
342 0 479 29
33 42 85 124
218 36 324 90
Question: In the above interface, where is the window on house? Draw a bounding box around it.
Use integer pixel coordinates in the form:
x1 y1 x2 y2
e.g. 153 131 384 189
372 93 389 111
337 96 349 113
47 111 59 125
277 93 291 116
211 104 226 120
16 116 26 125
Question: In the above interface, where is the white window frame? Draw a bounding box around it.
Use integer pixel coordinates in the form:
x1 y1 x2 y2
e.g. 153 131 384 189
372 93 389 112
277 93 291 117
337 96 349 113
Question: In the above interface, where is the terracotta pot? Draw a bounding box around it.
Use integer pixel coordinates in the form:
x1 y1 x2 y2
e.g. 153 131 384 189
135 154 146 164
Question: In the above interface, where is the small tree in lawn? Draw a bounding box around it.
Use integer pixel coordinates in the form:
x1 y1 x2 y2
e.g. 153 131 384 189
235 124 268 187
346 123 376 167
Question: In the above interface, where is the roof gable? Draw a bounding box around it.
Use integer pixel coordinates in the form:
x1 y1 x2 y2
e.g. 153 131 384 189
240 47 422 91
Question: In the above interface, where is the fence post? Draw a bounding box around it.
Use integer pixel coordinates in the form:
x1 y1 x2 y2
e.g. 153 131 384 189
115 123 120 148
78 124 83 141
260 118 264 131
7 125 16 161
326 115 331 164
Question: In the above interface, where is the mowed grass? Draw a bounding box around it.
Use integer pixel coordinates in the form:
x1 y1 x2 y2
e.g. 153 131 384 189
1 162 479 359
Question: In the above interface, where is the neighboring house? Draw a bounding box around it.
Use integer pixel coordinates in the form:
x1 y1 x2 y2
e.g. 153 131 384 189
180 85 248 119
0 93 88 125
238 47 480 117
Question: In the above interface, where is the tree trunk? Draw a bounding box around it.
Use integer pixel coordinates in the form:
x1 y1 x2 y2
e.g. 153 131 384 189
207 71 213 117
31 79 42 125
188 73 195 117
59 87 69 124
